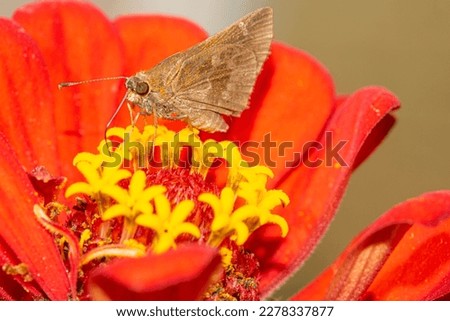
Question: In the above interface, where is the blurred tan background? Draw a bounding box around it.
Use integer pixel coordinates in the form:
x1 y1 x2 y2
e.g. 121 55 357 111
1 1 449 299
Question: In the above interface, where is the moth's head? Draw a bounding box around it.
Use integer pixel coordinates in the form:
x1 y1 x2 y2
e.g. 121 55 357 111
125 76 150 95
125 75 151 107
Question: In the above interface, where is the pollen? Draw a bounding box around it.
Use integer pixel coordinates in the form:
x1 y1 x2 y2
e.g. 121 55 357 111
39 125 290 300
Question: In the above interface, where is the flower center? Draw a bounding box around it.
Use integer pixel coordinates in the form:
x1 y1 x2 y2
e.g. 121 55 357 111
33 125 289 300
147 167 218 242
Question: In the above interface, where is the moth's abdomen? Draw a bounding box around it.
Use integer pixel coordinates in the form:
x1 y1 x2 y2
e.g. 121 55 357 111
188 109 229 132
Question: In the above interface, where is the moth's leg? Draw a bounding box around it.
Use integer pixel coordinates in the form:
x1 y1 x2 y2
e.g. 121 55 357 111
152 106 158 131
127 102 140 128
132 112 140 127
151 106 158 161
127 102 133 124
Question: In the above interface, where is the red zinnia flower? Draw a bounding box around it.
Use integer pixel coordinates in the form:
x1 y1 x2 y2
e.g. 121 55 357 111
1 1 449 301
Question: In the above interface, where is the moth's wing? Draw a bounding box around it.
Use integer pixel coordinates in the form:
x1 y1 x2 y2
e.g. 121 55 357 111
167 7 273 117
188 109 230 132
210 7 273 72
169 45 258 116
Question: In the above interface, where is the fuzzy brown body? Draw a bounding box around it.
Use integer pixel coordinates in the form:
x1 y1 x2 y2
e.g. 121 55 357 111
125 7 273 132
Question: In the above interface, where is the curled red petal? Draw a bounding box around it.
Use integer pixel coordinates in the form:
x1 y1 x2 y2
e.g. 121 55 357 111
0 18 59 174
366 192 450 300
28 166 66 204
247 86 400 297
0 132 69 300
293 191 450 300
88 244 222 300
335 94 397 171
13 1 125 181
353 113 396 171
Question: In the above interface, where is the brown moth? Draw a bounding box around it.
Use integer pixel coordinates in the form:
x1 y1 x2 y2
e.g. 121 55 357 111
60 8 273 133
124 7 273 132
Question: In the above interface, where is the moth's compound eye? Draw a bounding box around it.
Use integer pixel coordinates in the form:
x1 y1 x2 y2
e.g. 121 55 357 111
125 77 149 95
135 81 149 95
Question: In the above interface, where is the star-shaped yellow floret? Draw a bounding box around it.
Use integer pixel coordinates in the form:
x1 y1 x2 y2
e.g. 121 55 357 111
235 165 274 203
106 126 177 170
106 125 158 150
174 128 203 171
153 126 176 146
65 158 131 199
101 170 166 221
200 182 289 247
220 141 245 186
106 126 149 170
199 187 258 246
239 188 290 237
135 194 200 254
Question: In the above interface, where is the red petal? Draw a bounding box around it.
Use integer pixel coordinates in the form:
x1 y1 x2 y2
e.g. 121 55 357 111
13 1 125 181
0 277 16 300
114 15 207 75
0 239 42 300
335 94 397 171
366 192 450 300
0 18 59 174
203 43 336 187
352 113 396 170
224 43 335 183
113 14 207 129
0 133 70 300
293 191 450 300
88 245 222 300
247 87 400 297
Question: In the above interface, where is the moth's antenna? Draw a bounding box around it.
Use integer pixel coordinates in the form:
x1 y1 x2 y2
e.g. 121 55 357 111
58 76 128 89
58 76 129 156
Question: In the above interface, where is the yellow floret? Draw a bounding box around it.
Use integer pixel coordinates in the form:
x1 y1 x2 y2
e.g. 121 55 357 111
135 194 200 254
